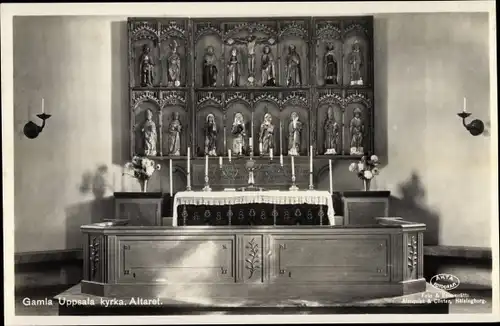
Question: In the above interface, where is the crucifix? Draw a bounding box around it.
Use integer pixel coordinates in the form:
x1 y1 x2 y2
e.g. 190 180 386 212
226 33 276 86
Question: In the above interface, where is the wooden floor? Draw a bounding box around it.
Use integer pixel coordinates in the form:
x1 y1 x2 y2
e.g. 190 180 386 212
14 284 492 316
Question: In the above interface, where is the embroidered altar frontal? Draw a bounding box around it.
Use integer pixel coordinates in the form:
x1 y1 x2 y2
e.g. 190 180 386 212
172 191 336 226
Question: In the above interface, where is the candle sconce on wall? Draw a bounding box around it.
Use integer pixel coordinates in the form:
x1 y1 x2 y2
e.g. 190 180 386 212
24 98 51 139
458 97 484 136
457 112 484 136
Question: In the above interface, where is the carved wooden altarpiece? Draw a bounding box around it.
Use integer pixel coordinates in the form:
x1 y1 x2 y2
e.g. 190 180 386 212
128 17 374 189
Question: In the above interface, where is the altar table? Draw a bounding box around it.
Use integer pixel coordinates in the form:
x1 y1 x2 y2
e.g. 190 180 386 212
172 190 336 226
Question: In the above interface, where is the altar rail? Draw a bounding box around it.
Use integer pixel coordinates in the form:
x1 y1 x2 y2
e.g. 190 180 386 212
81 218 425 303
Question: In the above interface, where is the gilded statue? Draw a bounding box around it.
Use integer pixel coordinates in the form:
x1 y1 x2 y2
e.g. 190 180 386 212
142 108 157 156
261 46 276 86
166 112 182 156
227 47 241 87
288 112 302 156
348 40 364 85
139 44 154 87
349 108 365 155
202 45 218 87
324 106 340 155
285 44 302 86
167 40 181 87
231 112 246 155
259 112 274 156
204 113 217 156
324 44 338 85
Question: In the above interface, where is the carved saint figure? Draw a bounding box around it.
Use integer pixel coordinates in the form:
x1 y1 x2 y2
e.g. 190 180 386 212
348 40 364 85
324 106 340 155
139 44 154 87
285 44 302 86
288 112 302 156
142 109 157 156
227 48 241 87
259 112 274 155
261 46 276 86
231 112 246 155
204 113 218 156
349 108 365 155
202 46 218 87
167 40 181 87
324 44 338 85
167 112 182 156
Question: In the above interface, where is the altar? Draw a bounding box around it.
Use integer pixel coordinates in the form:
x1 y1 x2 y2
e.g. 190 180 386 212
172 190 335 226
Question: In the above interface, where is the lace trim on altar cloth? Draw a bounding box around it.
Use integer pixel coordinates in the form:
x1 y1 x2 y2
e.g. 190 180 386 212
172 191 335 226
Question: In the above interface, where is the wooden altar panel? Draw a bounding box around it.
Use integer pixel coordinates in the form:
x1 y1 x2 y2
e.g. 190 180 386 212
117 236 235 284
194 21 224 88
271 234 390 282
129 19 160 88
131 91 161 157
314 19 343 87
160 91 189 157
342 18 373 87
158 19 190 87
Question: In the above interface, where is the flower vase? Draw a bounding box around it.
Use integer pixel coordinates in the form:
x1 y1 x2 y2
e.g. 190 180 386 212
363 179 371 191
139 179 148 193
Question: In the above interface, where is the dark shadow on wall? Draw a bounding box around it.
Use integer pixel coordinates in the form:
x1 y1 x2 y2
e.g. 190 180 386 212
373 16 389 168
65 165 114 249
111 21 130 166
389 171 440 245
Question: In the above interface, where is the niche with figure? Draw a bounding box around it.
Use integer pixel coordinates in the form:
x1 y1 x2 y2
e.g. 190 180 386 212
342 19 372 87
279 20 309 87
253 92 281 156
129 20 161 88
195 91 224 157
316 90 343 155
194 21 224 88
131 91 161 157
343 90 373 155
224 92 253 156
314 19 343 86
161 91 188 157
281 91 309 156
158 19 189 87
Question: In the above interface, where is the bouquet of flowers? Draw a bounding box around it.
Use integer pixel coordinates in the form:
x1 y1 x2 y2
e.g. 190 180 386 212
123 155 161 192
348 155 380 190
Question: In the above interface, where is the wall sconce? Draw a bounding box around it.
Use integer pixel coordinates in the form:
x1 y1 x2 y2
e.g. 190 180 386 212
23 98 51 139
457 98 484 136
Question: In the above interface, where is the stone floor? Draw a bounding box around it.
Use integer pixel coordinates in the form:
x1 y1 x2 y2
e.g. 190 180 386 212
14 287 492 316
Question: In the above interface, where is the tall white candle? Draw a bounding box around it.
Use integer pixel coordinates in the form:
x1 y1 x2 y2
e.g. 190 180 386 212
279 121 283 155
187 147 191 174
329 159 333 195
280 154 283 166
463 97 467 112
223 127 227 151
42 98 45 114
240 143 243 155
270 148 273 160
251 112 254 140
291 155 295 177
228 149 232 162
310 145 313 173
219 156 222 167
169 159 173 195
205 155 208 175
250 137 253 150
259 143 263 153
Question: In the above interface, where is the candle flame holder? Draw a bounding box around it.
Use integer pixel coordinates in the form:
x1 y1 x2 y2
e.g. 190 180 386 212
457 111 484 136
308 171 314 190
202 175 212 192
244 148 258 191
289 175 299 191
23 113 52 139
185 172 192 191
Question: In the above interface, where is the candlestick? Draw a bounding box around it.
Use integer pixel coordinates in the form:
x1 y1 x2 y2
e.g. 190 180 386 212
224 127 227 151
259 143 263 154
329 159 333 195
310 145 313 173
250 137 253 151
219 156 222 167
240 143 243 156
280 154 283 166
291 155 295 177
186 148 192 191
289 155 298 191
279 120 283 156
42 98 45 114
251 112 254 140
270 148 273 160
169 159 173 195
463 97 467 112
205 155 208 175
228 149 232 162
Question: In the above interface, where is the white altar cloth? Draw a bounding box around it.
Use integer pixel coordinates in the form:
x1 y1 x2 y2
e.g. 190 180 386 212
172 190 335 226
